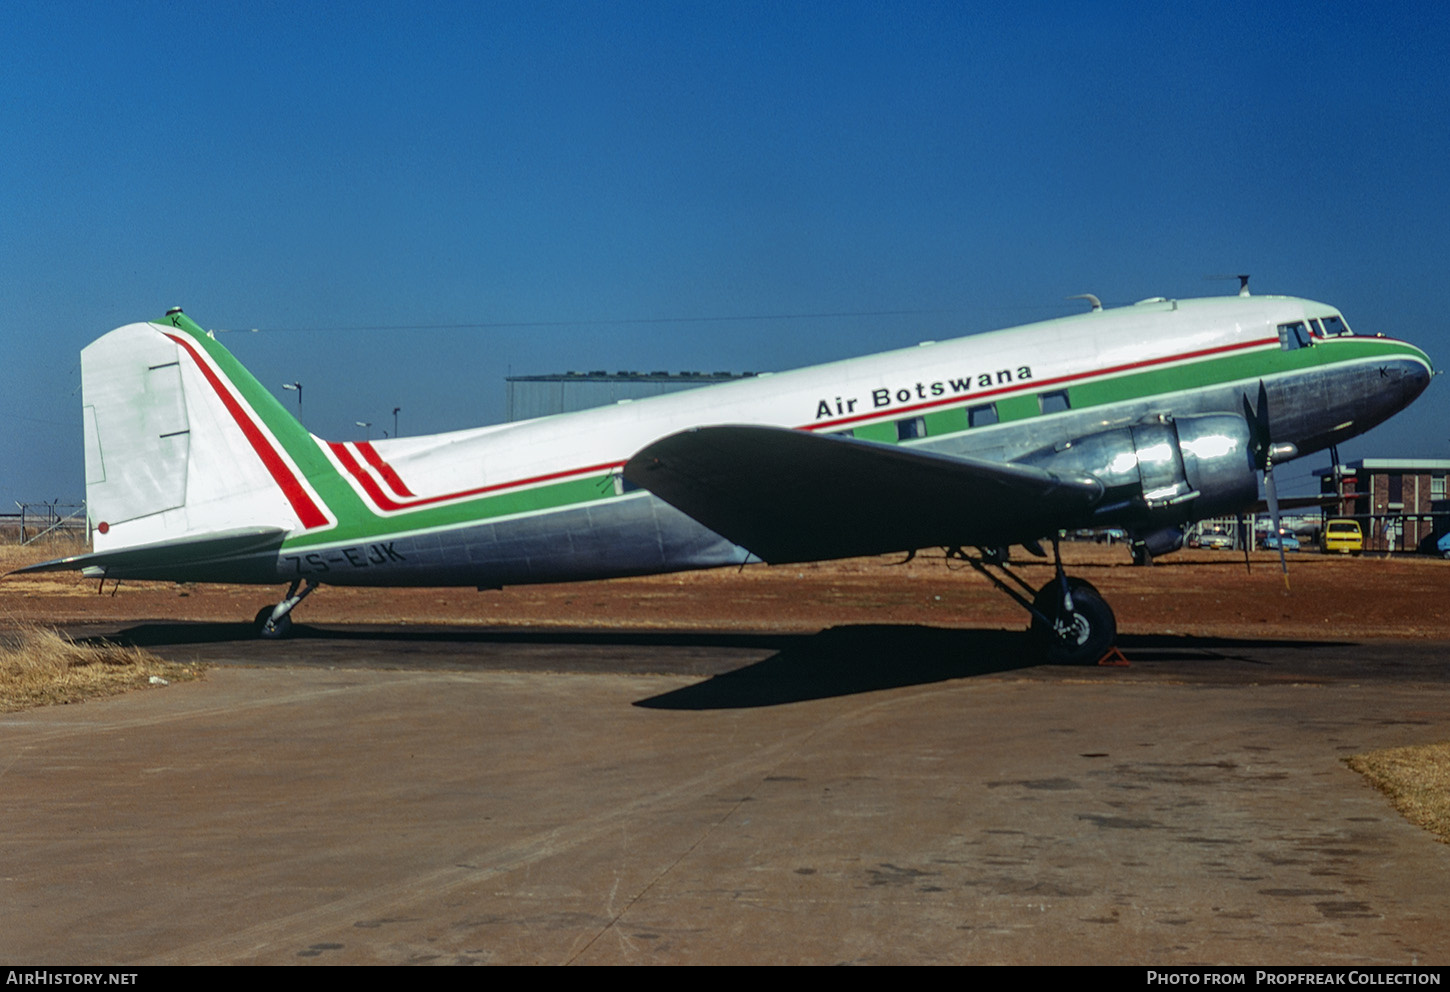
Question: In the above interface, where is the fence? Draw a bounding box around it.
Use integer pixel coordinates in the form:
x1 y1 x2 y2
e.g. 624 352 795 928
0 502 88 547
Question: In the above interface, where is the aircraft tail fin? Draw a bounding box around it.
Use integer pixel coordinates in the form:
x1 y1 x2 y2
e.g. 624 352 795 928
79 310 335 562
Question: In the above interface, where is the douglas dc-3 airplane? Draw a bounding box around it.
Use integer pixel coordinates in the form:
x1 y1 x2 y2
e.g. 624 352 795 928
16 288 1433 664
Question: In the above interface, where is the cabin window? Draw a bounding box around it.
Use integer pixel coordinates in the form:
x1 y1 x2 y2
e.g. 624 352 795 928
896 416 926 441
1278 321 1312 350
1319 315 1351 337
1039 390 1070 414
968 403 999 428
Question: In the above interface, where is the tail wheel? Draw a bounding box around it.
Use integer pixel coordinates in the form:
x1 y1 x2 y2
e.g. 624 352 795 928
253 605 293 639
1030 577 1116 665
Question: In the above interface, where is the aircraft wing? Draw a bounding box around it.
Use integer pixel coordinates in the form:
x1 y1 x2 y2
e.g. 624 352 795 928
10 526 288 581
624 425 1104 564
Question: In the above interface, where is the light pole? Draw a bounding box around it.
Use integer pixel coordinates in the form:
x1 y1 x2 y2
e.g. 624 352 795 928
281 381 302 410
356 421 372 440
392 407 400 438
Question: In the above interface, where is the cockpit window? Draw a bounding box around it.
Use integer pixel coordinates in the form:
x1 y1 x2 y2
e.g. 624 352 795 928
1319 315 1351 337
1278 321 1312 350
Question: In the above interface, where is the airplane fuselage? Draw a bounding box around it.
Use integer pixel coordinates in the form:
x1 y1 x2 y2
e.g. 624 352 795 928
74 294 1433 587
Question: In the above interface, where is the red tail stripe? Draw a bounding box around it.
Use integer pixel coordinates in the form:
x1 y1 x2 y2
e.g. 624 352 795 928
163 333 330 529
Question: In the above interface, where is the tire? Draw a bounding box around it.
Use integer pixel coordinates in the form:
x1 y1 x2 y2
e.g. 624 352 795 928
1029 577 1117 665
253 605 293 639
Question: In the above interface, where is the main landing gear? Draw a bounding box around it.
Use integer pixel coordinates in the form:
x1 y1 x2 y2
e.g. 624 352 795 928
951 537 1118 665
253 578 318 639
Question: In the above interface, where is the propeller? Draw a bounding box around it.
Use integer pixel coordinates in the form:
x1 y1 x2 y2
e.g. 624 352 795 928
1242 381 1297 587
1239 511 1251 573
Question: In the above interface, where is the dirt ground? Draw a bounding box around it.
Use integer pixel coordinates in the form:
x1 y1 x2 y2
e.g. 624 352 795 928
2 541 1446 641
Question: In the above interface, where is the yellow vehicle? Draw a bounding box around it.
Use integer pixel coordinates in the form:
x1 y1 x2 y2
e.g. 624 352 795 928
1321 518 1363 555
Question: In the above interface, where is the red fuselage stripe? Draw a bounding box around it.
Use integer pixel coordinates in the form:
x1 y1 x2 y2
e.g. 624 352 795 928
328 441 623 512
328 443 402 509
163 333 330 529
332 334 1286 514
356 441 417 496
295 334 1292 518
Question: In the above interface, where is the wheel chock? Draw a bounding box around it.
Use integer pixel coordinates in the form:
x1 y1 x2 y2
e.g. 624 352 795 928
1096 645 1130 667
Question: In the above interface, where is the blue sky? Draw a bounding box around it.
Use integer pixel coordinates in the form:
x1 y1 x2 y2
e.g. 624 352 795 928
3 0 1448 507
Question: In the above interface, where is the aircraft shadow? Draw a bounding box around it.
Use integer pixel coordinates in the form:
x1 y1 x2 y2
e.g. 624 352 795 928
81 622 1357 711
633 626 1037 709
86 621 786 652
630 628 1352 709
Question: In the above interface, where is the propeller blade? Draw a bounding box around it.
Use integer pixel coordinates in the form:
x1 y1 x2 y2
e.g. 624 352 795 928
1256 379 1271 441
1243 379 1288 586
1239 512 1251 573
1265 462 1289 583
1242 395 1260 454
1243 380 1272 468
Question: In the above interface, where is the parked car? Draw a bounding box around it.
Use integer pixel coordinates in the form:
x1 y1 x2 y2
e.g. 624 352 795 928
1437 532 1450 559
1261 531 1301 552
1320 519 1363 555
1199 531 1235 551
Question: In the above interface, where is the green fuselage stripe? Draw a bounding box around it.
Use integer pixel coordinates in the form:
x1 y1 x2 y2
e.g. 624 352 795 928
162 311 1419 552
291 338 1421 548
1067 338 1412 409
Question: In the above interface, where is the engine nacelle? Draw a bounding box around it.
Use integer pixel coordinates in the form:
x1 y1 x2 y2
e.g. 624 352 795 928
1129 526 1185 565
1020 414 1258 527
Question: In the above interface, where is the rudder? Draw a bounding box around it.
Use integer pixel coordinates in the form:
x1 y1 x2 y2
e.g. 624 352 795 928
82 310 335 553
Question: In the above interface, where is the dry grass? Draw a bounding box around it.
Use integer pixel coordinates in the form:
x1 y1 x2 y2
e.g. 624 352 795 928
1346 743 1450 845
0 624 203 712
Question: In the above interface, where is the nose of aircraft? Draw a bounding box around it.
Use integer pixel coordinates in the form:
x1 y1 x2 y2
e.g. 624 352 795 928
1392 350 1434 406
1348 348 1435 440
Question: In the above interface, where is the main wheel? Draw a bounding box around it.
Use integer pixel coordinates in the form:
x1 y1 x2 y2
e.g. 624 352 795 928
253 605 293 639
1029 577 1116 665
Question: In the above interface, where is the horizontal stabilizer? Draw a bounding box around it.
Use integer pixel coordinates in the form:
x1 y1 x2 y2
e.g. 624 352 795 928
11 527 288 579
624 425 1103 563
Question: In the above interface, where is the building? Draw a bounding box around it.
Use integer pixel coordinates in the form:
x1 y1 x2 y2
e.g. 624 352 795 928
505 370 756 422
1314 458 1450 552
